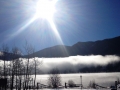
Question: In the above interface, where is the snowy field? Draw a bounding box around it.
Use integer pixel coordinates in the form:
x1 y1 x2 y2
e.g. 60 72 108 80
36 89 112 90
12 89 114 90
32 72 120 88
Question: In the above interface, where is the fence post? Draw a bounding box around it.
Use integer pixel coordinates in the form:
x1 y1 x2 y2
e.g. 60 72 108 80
115 81 117 90
37 83 39 90
80 75 82 90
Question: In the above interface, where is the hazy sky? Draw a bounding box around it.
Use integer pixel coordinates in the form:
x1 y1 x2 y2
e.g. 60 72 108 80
0 0 120 51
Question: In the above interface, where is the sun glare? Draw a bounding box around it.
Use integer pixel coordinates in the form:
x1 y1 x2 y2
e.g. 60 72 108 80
34 0 65 45
35 0 56 19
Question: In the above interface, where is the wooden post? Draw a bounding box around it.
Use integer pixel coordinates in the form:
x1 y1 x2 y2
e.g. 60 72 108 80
80 75 82 90
37 83 39 90
115 81 117 90
65 82 67 88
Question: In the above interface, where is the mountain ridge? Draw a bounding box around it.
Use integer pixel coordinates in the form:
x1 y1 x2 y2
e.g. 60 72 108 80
30 36 120 57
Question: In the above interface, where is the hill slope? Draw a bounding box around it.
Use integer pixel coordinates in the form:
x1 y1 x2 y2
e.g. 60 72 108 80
31 36 120 57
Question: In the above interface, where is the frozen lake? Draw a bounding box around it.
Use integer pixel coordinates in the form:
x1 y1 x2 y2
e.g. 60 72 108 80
32 72 120 88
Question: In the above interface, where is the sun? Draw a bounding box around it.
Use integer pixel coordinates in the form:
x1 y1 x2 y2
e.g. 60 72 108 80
33 0 64 45
35 0 57 20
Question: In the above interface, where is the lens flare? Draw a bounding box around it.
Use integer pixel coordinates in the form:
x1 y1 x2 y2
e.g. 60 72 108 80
35 0 56 19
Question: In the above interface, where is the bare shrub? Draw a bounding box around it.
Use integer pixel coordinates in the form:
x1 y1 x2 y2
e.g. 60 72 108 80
68 80 75 87
48 68 61 88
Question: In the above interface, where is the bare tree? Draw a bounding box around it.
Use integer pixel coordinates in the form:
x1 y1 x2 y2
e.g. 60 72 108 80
1 44 9 78
33 57 42 89
0 42 43 90
24 41 36 90
10 47 22 90
48 68 61 89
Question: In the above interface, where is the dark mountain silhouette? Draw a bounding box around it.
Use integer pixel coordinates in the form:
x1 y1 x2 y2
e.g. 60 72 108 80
0 52 21 60
1 36 119 59
29 36 120 57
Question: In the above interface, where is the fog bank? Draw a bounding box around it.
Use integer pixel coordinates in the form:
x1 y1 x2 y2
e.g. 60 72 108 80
0 55 119 74
37 55 120 73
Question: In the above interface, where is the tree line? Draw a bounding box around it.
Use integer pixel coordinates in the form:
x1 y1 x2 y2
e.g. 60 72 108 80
80 60 120 73
0 43 42 90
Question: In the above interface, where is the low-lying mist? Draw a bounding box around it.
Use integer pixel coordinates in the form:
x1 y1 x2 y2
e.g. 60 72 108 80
0 55 120 74
37 55 120 74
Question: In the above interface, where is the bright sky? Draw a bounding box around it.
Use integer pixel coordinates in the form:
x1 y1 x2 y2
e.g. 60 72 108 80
0 0 120 51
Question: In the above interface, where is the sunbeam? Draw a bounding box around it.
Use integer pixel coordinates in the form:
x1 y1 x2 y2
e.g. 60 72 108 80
32 0 69 55
7 16 36 42
48 18 69 56
48 19 63 44
1 0 69 55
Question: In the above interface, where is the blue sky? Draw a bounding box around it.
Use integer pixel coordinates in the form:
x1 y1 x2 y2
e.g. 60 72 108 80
0 0 120 51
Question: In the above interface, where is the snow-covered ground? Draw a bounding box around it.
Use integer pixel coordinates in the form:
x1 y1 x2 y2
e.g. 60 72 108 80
11 89 113 90
39 89 111 90
30 72 120 88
